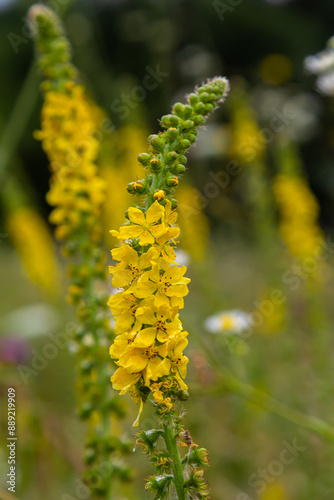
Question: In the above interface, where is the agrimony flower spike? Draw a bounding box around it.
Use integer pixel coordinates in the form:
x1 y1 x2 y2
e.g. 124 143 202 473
109 77 229 500
29 5 132 498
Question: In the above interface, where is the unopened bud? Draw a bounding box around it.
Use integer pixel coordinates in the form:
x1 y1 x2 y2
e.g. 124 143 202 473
149 134 165 153
166 175 179 187
172 103 184 117
166 127 179 142
149 158 161 172
166 151 178 164
137 152 151 165
153 190 166 201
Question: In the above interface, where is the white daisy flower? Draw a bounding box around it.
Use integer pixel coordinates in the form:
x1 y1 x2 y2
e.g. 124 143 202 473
304 51 334 75
204 310 251 334
316 72 334 95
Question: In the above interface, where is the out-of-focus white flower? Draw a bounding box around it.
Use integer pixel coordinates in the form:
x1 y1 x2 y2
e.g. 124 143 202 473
304 37 334 96
204 310 251 334
316 72 334 96
175 248 190 267
82 333 95 346
304 51 334 75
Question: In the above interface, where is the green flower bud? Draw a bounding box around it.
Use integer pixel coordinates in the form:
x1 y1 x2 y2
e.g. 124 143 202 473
165 175 179 187
80 359 95 374
108 396 128 418
149 134 165 153
166 127 179 142
170 163 186 175
182 119 195 130
198 91 209 102
116 465 133 482
137 152 151 165
192 115 206 126
127 182 136 194
194 102 206 114
184 133 197 144
84 447 96 465
165 151 178 164
146 474 173 497
133 180 148 193
78 401 93 419
127 180 148 194
172 102 184 117
149 157 162 172
104 436 121 452
183 105 193 119
175 389 189 401
171 198 178 209
205 103 214 112
175 139 191 152
188 92 200 106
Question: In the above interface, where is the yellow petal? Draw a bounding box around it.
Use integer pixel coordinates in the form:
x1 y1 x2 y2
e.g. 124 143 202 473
111 367 141 393
128 207 145 225
134 327 156 347
132 398 144 427
138 230 155 246
136 306 156 325
118 225 143 240
146 201 165 224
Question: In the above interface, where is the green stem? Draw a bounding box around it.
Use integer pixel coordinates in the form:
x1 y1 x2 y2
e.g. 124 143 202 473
163 420 185 500
216 374 334 441
191 326 334 441
0 63 39 183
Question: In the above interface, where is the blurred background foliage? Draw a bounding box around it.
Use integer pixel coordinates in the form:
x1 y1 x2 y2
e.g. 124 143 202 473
2 0 334 499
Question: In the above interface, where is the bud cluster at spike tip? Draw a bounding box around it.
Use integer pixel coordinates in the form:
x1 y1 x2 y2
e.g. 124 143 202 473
128 77 230 207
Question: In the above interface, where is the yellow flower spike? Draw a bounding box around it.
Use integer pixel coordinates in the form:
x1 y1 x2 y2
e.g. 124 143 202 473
29 5 134 495
273 174 324 263
108 77 229 500
6 206 60 295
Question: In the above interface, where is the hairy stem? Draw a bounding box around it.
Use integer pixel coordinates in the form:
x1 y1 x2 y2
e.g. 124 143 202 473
163 420 185 500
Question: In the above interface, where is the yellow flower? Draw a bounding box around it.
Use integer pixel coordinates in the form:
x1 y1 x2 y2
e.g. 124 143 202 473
109 245 159 288
110 367 142 395
36 83 106 241
6 206 60 294
129 262 190 308
111 201 166 246
108 292 139 334
134 306 182 344
273 174 324 262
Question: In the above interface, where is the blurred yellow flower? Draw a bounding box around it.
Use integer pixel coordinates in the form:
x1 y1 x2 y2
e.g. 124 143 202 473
273 174 324 262
6 206 60 294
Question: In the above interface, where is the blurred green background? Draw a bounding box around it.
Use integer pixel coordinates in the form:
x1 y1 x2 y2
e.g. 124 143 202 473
1 0 334 499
